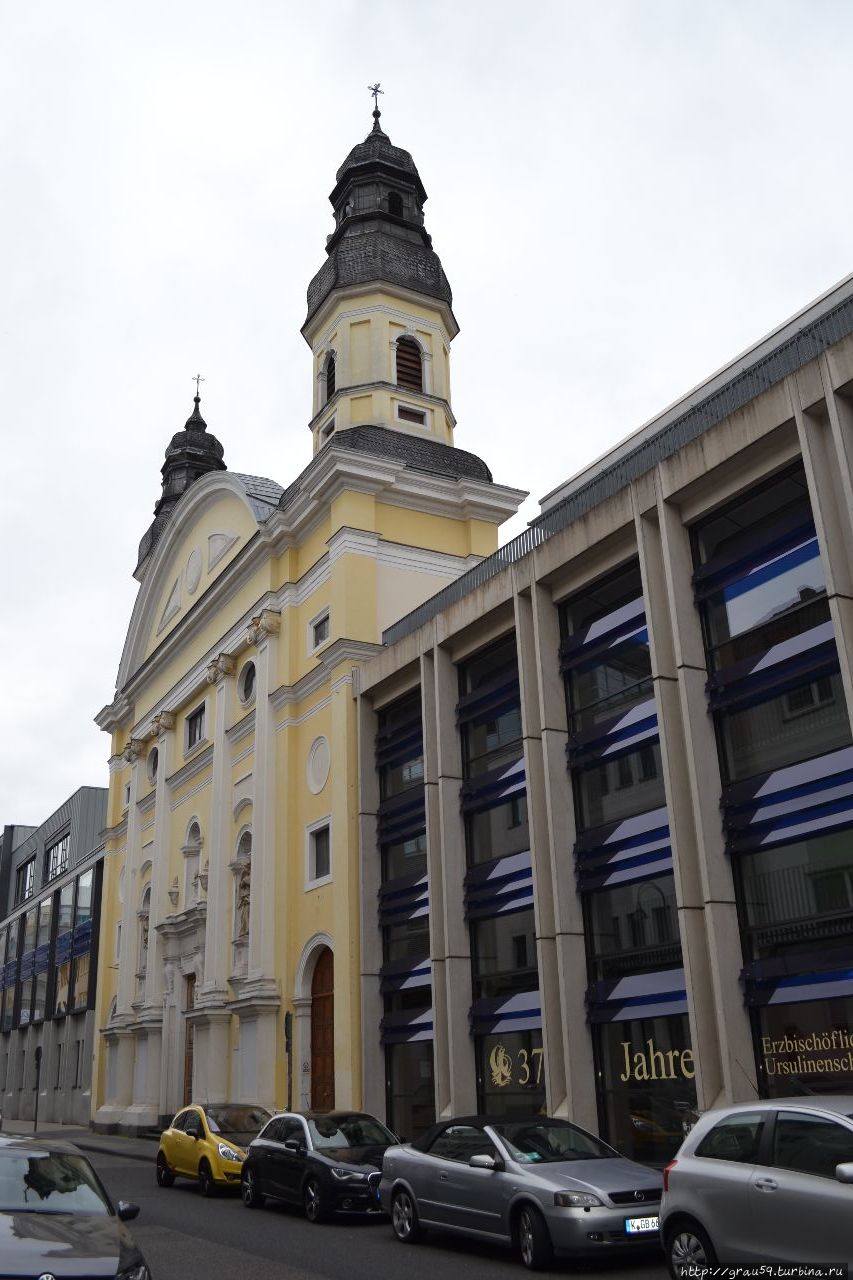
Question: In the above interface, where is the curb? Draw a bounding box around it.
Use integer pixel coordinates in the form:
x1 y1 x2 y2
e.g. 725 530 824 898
73 1140 156 1164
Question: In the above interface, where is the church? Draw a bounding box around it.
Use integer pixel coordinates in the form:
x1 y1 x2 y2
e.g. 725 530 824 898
92 103 524 1131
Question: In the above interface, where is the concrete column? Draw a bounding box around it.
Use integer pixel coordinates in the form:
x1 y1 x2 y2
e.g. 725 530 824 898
634 491 727 1111
433 642 477 1115
201 673 233 999
792 372 853 735
192 1011 231 1103
117 757 143 1017
528 578 599 1131
512 570 567 1116
249 626 279 980
357 693 385 1121
145 720 177 1008
421 648 450 1119
654 485 758 1106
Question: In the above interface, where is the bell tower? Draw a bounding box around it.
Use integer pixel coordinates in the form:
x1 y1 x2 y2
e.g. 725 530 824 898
302 99 459 454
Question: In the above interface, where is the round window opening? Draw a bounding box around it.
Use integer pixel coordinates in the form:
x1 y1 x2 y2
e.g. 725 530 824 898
239 661 257 705
147 747 159 784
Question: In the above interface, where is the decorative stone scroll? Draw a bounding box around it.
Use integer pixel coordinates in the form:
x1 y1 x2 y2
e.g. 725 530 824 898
122 738 145 763
246 609 281 647
152 710 176 735
206 653 236 685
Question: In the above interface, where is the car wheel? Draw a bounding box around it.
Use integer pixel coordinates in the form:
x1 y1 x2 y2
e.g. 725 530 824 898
241 1166 265 1209
197 1160 216 1198
303 1176 329 1223
156 1153 175 1188
517 1204 554 1271
666 1222 718 1278
391 1188 423 1244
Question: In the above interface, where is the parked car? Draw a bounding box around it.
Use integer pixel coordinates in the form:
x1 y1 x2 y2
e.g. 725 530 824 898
0 1134 150 1278
660 1096 853 1275
157 1102 271 1195
241 1110 397 1220
380 1115 663 1270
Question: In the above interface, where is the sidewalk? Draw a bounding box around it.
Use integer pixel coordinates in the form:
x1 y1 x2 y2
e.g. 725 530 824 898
2 1118 157 1163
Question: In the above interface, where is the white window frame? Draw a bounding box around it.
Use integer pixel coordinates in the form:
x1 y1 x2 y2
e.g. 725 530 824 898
320 416 336 442
308 608 331 656
184 701 208 754
305 817 332 890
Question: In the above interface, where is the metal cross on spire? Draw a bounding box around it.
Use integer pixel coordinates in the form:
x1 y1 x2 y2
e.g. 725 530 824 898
193 373 205 397
368 82 383 130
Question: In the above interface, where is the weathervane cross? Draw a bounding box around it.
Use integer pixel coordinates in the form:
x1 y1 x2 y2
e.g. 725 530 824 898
368 82 383 112
193 373 205 395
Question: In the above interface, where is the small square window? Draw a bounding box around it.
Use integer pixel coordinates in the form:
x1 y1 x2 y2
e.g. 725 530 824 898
123 782 131 809
321 418 336 441
187 705 206 750
307 823 332 888
397 404 426 426
310 611 330 652
14 859 35 905
45 833 69 882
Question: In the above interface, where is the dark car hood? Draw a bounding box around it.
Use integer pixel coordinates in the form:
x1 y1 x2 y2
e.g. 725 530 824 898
0 1210 142 1275
314 1144 389 1170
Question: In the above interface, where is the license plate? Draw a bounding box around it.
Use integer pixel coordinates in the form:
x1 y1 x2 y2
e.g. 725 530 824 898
625 1215 659 1234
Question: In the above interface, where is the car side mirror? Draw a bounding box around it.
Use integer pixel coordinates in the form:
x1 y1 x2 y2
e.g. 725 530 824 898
469 1154 503 1171
117 1201 140 1221
284 1138 302 1153
836 1162 853 1183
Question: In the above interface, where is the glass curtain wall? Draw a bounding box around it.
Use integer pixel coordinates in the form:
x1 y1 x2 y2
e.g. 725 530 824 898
376 691 434 1139
560 563 696 1163
458 634 545 1115
692 463 853 1095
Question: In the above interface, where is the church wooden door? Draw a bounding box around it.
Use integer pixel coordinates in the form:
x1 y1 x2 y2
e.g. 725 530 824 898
310 948 334 1111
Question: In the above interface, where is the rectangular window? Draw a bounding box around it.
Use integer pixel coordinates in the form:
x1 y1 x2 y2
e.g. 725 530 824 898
576 743 666 829
466 795 530 866
476 1028 546 1117
471 908 537 1000
381 833 427 883
54 1043 62 1089
738 828 853 958
14 859 35 905
383 915 430 964
757 995 853 1097
397 405 426 425
2 920 19 1034
719 671 850 783
311 611 330 651
74 1038 83 1088
44 833 70 882
54 881 74 1017
386 1041 435 1142
595 1013 698 1164
586 874 681 979
307 823 331 887
186 705 205 749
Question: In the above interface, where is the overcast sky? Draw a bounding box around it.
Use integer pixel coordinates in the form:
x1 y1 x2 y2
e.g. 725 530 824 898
2 0 852 825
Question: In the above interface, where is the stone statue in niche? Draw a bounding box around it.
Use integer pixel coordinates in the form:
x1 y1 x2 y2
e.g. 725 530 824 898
236 862 251 938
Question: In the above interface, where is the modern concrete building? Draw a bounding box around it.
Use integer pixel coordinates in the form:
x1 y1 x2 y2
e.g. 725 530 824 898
0 787 106 1125
356 275 853 1159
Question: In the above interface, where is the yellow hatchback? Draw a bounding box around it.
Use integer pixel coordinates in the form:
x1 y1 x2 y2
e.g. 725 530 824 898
156 1103 271 1196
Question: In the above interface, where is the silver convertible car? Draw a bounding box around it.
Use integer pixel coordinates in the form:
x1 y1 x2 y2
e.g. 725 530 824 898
379 1115 663 1270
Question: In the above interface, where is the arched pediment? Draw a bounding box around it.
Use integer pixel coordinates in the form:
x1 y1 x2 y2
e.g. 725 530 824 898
116 472 274 690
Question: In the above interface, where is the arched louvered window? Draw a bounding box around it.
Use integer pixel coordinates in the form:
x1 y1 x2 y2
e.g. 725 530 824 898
396 337 423 393
325 354 336 403
388 190 403 217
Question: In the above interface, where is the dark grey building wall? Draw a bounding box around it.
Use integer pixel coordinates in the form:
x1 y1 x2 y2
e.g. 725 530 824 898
4 789 106 916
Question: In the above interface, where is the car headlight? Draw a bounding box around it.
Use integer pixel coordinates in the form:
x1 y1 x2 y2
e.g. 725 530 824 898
118 1265 151 1280
554 1191 603 1208
218 1143 243 1162
330 1167 367 1182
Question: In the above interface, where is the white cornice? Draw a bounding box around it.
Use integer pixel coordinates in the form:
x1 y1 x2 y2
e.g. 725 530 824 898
227 709 256 747
165 743 214 793
302 281 459 346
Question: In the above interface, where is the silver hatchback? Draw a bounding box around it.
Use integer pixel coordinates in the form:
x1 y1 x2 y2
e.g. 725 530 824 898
380 1115 662 1270
660 1096 853 1275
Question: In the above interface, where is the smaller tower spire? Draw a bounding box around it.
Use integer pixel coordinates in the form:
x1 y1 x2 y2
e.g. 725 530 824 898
367 82 384 133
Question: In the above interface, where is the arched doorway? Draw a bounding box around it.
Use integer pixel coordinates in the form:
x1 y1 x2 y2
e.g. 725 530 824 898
310 947 334 1111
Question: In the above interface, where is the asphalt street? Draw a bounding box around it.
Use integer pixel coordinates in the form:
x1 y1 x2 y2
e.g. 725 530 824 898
89 1149 668 1280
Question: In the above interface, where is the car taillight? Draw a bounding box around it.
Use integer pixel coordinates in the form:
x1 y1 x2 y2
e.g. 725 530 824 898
662 1159 677 1192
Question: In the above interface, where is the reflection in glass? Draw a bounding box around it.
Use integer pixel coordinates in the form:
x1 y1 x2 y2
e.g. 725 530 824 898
721 673 851 782
467 795 529 866
0 1153 109 1212
472 909 537 999
578 742 665 828
587 875 681 978
477 1029 546 1117
386 1040 435 1141
758 995 853 1097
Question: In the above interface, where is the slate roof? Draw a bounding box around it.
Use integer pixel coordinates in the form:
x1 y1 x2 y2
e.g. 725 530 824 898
233 473 285 520
335 126 420 185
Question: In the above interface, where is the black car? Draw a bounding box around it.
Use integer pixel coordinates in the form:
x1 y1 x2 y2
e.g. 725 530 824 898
241 1110 397 1221
0 1135 149 1278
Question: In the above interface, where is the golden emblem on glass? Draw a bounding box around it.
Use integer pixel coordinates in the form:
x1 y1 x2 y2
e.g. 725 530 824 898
489 1043 513 1088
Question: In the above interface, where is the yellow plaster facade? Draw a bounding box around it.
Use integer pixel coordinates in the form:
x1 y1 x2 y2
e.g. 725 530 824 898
92 116 525 1130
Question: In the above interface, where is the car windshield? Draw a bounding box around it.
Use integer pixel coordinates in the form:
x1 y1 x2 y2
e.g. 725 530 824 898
0 1152 110 1214
204 1105 271 1143
308 1115 396 1150
492 1119 618 1163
